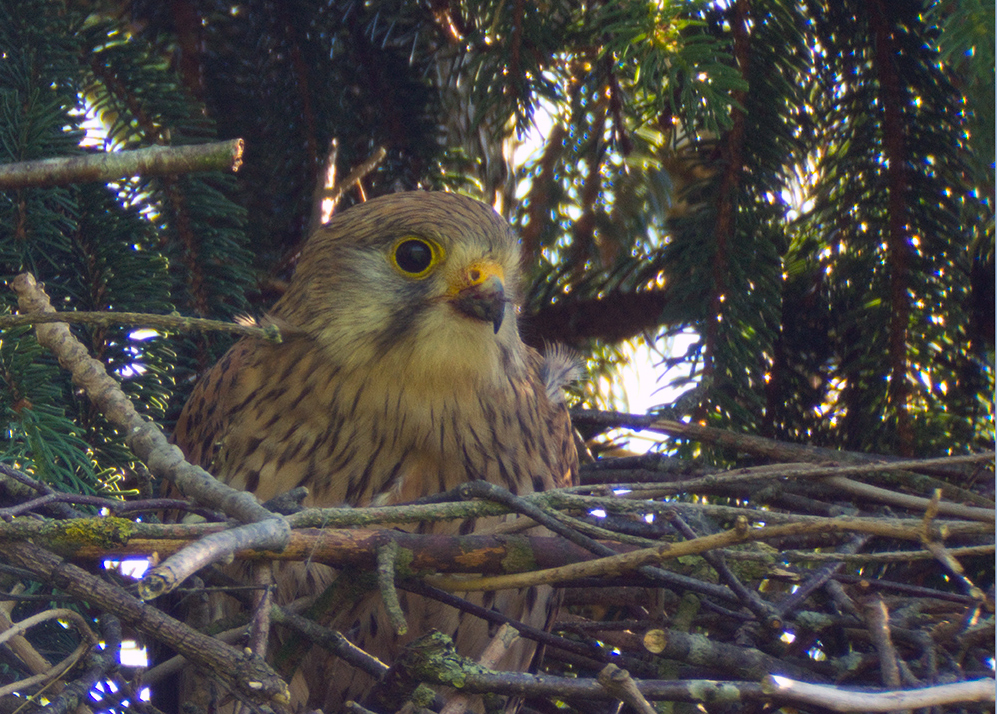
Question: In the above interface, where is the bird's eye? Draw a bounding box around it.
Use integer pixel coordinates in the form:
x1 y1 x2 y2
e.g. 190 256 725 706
391 238 442 278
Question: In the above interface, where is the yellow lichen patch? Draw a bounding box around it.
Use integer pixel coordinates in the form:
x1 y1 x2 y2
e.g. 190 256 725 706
44 517 135 554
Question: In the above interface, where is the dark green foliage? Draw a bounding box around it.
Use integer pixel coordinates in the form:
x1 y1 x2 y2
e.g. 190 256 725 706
0 0 991 708
0 0 250 490
0 0 987 491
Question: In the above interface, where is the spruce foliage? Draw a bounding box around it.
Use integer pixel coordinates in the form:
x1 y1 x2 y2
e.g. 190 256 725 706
0 0 992 709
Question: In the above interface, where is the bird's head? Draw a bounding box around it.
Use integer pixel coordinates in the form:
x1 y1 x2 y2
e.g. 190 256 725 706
273 191 528 388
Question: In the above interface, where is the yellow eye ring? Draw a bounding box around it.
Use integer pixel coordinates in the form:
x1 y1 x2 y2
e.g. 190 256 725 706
390 237 444 278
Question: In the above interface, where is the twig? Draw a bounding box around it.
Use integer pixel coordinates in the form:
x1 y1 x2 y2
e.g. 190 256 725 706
920 489 986 600
0 607 98 702
0 608 98 650
42 614 122 714
0 641 90 698
400 580 608 667
248 568 275 661
440 624 519 714
596 664 657 714
773 535 870 618
865 596 902 689
0 139 244 188
288 500 508 528
9 273 292 598
0 540 289 707
310 144 388 234
667 510 779 626
0 463 83 519
0 310 283 342
377 540 408 636
454 481 744 605
402 666 775 703
761 675 995 712
140 519 291 600
270 608 388 680
425 516 987 593
574 458 995 523
823 476 994 522
0 492 207 520
724 543 995 565
577 410 986 470
0 588 56 681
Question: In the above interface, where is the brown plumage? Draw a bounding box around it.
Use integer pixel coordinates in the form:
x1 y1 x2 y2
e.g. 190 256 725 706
173 191 578 712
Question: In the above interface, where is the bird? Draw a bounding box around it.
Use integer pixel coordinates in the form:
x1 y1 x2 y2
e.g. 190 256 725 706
172 191 579 712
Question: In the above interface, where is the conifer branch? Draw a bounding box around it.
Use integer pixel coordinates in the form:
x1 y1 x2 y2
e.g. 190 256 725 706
0 140 244 189
0 310 282 342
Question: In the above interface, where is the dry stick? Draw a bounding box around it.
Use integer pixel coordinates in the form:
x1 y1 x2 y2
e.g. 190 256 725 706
725 543 995 565
425 517 988 593
865 596 902 691
439 624 520 714
573 410 994 506
454 481 743 604
583 456 995 523
0 608 97 650
42 615 121 714
315 145 388 223
666 510 779 626
419 668 776 704
0 642 91 698
920 489 986 600
248 569 275 666
773 534 871 619
10 273 291 601
822 475 994 522
399 580 611 669
596 664 658 714
0 139 244 189
0 588 57 684
0 540 289 706
0 463 83 519
0 607 99 699
0 310 282 342
377 540 409 635
3 517 990 598
761 676 995 712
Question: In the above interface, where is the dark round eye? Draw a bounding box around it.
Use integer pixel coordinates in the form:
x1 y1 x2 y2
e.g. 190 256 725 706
394 239 434 275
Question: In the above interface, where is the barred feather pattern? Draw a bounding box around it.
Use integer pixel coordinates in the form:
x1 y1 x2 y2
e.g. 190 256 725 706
173 192 578 712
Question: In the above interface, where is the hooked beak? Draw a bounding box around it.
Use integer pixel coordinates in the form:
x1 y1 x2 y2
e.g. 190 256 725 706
449 262 506 333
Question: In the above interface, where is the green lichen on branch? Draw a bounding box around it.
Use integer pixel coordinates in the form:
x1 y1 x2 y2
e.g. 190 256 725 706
499 535 541 573
41 517 135 554
372 631 493 710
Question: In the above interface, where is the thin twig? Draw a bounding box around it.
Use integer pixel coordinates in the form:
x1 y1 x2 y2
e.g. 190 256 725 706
0 310 283 342
667 510 779 626
425 516 987 593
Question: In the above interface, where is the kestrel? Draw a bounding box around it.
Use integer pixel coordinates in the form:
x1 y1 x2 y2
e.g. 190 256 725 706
173 191 578 712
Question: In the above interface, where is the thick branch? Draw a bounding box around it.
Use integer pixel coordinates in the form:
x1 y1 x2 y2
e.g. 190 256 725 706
0 140 243 189
522 290 674 348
